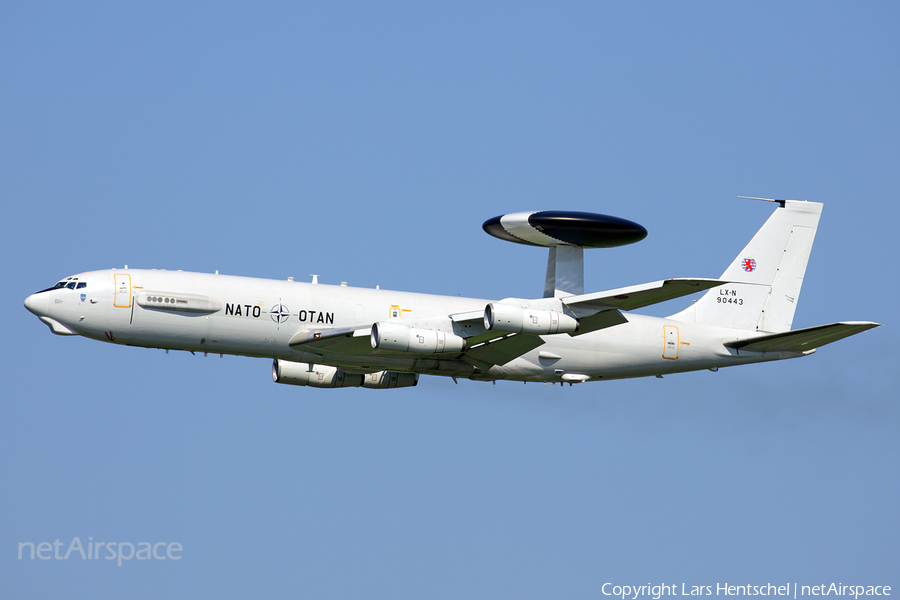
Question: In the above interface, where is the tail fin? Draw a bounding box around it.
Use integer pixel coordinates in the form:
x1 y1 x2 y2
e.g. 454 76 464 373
670 200 823 333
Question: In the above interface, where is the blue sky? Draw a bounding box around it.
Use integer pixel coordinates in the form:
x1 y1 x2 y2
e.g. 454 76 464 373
2 2 897 598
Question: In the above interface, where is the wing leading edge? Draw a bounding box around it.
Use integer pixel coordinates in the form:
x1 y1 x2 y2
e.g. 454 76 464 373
561 278 729 315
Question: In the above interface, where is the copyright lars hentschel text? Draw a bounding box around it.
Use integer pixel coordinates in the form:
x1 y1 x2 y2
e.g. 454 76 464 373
602 584 891 600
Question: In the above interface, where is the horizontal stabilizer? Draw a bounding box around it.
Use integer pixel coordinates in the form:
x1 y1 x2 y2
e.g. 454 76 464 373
564 278 727 316
724 321 880 353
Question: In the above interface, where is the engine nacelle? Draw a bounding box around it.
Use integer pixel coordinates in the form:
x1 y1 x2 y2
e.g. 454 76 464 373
272 360 418 390
273 360 362 388
370 322 466 354
484 303 579 335
361 370 419 389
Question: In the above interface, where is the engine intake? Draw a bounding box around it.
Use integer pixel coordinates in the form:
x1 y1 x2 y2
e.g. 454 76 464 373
484 303 579 335
370 322 465 354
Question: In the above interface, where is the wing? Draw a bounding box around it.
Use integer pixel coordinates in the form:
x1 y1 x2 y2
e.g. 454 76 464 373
288 322 547 379
562 278 728 316
462 333 545 371
288 326 372 354
286 278 728 372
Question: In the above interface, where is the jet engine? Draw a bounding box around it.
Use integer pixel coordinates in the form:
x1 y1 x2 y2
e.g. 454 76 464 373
272 360 418 389
370 322 465 354
360 370 419 389
484 303 579 335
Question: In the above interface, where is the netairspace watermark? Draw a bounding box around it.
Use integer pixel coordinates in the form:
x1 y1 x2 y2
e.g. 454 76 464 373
601 584 891 600
17 537 181 567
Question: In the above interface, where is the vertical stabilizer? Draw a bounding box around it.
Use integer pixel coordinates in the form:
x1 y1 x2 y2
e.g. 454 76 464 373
670 200 822 333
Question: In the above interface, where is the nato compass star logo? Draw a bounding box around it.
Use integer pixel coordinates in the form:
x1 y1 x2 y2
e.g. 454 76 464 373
741 258 757 272
270 304 290 324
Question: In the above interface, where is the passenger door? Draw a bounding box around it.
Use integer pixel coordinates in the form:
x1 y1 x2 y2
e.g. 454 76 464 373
114 273 132 308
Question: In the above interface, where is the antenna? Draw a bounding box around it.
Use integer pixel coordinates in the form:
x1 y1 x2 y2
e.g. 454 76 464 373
482 210 647 298
737 196 789 207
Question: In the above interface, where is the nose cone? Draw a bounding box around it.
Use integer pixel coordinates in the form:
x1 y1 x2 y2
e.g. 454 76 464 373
24 293 48 316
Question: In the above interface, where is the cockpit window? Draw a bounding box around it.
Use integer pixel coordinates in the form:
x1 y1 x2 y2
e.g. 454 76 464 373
35 281 69 294
76 282 87 289
66 282 77 289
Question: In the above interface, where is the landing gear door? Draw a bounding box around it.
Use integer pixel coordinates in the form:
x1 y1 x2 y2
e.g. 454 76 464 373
114 273 132 308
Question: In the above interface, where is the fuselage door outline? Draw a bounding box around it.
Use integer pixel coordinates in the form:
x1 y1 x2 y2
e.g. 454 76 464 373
114 274 132 308
663 325 679 360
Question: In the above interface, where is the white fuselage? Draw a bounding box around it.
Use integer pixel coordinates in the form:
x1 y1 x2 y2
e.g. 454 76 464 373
25 268 797 384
